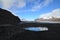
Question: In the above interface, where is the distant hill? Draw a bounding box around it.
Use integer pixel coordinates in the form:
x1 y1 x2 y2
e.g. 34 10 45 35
35 16 60 22
21 19 28 21
0 8 21 25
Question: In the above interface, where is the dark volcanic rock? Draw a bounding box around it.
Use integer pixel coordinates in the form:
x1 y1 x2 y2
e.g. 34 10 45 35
0 8 21 25
10 30 59 40
0 25 22 40
0 8 22 40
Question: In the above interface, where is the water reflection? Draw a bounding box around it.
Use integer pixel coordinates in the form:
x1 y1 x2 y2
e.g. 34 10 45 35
24 27 48 31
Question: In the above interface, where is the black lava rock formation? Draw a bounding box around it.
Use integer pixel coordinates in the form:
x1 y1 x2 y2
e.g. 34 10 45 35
0 8 22 40
0 8 21 25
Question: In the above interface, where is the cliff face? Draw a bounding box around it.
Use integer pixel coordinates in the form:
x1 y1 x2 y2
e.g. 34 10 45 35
0 8 21 25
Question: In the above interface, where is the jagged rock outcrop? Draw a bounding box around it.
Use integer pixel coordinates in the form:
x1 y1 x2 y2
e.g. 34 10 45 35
0 8 22 40
0 8 21 25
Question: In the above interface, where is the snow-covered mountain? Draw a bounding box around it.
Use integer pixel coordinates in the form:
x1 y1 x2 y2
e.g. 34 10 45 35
35 16 60 23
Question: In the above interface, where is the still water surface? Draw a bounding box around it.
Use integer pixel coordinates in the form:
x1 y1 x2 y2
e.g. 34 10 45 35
24 27 48 31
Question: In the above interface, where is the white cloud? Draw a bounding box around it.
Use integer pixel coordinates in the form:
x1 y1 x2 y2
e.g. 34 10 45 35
39 9 60 19
15 0 26 8
31 0 53 11
1 0 14 9
0 0 53 12
1 0 26 9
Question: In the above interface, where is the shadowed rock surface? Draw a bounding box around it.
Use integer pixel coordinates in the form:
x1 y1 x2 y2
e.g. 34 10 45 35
0 8 22 40
0 8 60 40
10 30 59 40
0 8 21 25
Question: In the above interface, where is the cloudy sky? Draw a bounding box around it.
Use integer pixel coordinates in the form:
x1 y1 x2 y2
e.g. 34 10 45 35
0 0 60 21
